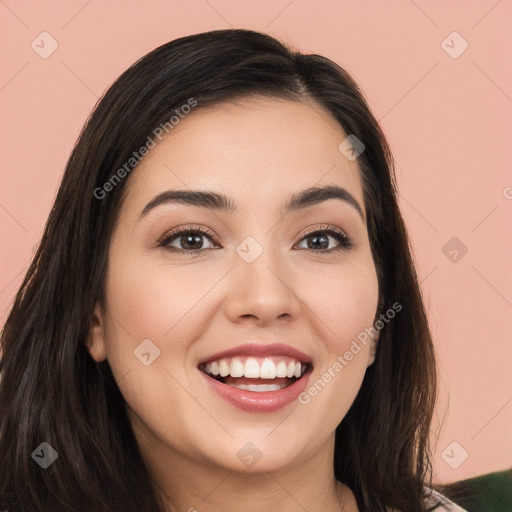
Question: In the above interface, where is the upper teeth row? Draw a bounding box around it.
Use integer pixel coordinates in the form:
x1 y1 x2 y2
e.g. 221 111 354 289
203 357 305 379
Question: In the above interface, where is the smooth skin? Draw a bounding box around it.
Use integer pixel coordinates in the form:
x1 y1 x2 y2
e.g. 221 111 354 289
88 96 380 512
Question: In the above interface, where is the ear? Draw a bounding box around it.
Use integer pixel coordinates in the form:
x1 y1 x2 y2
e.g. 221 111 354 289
86 301 108 362
366 331 380 367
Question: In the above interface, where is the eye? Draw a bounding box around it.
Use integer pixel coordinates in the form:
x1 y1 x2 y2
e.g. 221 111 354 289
295 225 353 252
157 224 354 254
158 225 220 253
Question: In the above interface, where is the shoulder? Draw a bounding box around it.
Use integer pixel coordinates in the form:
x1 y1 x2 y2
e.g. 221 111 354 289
423 487 469 511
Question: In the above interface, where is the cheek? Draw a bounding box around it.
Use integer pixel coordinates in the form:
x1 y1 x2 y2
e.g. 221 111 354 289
101 250 228 414
298 257 379 349
104 251 212 348
101 256 214 447
294 261 378 428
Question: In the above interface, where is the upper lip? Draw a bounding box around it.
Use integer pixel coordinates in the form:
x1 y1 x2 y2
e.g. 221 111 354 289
198 342 313 365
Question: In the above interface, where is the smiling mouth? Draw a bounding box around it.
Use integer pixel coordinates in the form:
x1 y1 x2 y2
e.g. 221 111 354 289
198 356 312 392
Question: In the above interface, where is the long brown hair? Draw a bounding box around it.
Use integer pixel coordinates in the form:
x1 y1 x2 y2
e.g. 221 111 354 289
0 29 438 511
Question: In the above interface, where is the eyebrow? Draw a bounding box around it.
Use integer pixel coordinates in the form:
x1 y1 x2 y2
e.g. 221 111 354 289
139 184 365 222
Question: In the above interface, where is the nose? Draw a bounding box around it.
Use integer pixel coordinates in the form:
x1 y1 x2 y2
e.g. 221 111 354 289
224 244 301 326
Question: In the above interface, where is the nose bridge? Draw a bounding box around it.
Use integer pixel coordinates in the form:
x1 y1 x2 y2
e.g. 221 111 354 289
225 233 299 323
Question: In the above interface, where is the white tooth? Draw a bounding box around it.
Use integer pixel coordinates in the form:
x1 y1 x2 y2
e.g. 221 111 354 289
294 362 302 378
244 357 260 378
205 363 212 374
276 361 288 378
232 384 248 390
260 359 276 379
230 358 244 378
286 361 295 378
247 384 283 392
219 359 230 377
226 382 288 391
210 361 220 376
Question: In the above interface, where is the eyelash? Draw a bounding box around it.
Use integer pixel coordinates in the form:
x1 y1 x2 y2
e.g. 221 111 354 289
157 224 354 254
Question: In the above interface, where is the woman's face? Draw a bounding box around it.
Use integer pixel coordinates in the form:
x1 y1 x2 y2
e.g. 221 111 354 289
88 96 379 475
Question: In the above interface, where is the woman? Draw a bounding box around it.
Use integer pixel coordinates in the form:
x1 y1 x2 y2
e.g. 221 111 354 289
0 29 467 512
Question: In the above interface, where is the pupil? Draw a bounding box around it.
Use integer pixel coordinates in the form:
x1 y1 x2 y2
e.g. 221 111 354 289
182 233 203 250
308 234 328 249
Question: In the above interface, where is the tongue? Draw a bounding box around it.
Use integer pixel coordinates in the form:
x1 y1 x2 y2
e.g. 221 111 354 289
222 376 292 386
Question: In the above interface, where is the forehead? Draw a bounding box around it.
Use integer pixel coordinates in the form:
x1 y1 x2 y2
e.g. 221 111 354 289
120 96 365 218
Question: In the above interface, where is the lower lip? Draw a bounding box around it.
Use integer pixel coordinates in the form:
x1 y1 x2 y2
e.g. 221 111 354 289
199 369 312 413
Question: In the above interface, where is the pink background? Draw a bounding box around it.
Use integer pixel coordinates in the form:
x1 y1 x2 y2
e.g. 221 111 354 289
1 0 511 485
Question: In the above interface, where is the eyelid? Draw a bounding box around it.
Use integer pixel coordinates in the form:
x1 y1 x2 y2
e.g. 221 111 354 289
296 223 348 240
295 224 354 251
157 224 220 247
